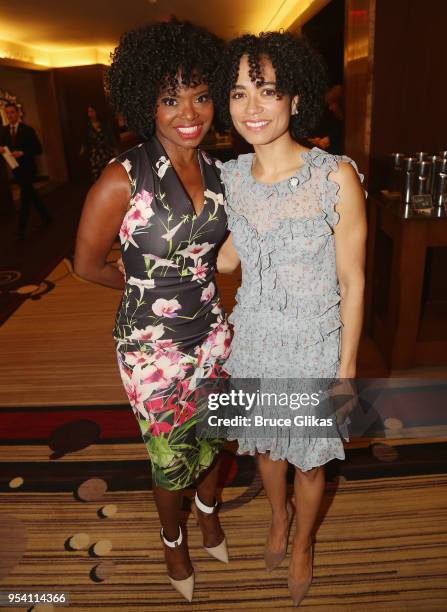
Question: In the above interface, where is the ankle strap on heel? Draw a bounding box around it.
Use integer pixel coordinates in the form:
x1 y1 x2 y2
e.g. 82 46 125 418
160 525 183 548
194 492 218 514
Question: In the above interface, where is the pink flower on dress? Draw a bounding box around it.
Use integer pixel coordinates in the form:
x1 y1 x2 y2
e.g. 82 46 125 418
125 379 142 409
123 351 156 367
153 339 177 351
200 282 215 304
166 380 197 427
196 322 231 369
209 325 232 359
177 242 214 263
152 298 181 318
128 190 154 226
128 323 165 343
119 217 139 250
144 396 165 414
141 355 184 389
121 376 150 419
175 401 195 427
149 420 173 435
188 258 208 283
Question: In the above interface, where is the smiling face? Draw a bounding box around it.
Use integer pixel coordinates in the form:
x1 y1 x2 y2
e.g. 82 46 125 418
154 76 214 151
229 54 298 147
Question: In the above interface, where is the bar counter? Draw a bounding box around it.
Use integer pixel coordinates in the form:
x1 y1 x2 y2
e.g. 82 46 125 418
366 193 447 369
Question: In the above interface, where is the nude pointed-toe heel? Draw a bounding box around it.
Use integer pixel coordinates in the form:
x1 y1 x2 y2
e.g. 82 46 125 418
264 501 294 572
204 537 229 564
191 492 229 564
160 526 195 602
287 544 313 607
167 574 194 603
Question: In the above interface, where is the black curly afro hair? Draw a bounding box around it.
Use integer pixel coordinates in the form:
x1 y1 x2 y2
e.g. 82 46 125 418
106 18 224 138
211 31 328 140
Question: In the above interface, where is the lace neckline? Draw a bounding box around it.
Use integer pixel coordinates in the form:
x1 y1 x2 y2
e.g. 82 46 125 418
246 147 318 188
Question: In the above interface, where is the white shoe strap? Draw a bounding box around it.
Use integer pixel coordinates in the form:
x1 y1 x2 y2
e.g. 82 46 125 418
161 526 183 548
195 492 217 514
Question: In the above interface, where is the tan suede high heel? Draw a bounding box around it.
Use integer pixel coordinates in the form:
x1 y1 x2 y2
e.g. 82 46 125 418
264 501 294 572
288 543 313 607
191 492 229 564
160 526 195 602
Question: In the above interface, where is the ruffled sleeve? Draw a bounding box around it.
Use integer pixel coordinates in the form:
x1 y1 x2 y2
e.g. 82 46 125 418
216 158 238 214
309 149 366 228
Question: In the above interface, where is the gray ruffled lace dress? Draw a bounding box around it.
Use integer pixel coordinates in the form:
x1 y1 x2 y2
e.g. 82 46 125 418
219 147 365 471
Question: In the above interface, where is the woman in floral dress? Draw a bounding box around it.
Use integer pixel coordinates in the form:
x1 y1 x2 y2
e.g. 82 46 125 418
74 20 230 603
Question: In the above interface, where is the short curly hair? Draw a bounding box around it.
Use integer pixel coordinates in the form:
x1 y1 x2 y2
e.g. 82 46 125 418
211 31 328 140
106 19 224 138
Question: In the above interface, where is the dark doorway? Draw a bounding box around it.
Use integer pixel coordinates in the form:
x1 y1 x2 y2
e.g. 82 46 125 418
301 0 345 86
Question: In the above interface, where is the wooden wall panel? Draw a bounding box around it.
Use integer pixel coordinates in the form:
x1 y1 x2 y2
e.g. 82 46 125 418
32 70 68 184
344 0 375 181
344 0 447 191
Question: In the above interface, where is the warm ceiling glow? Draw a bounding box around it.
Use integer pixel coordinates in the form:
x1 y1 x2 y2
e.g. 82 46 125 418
0 0 330 69
0 37 111 68
264 0 330 31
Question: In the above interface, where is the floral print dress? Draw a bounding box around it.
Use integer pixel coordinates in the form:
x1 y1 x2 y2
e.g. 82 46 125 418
113 137 231 491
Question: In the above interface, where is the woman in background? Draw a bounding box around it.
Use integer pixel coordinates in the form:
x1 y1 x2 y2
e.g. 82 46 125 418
82 105 117 181
214 32 366 606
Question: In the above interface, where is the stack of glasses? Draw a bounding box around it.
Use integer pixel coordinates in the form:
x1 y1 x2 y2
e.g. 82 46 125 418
391 151 447 205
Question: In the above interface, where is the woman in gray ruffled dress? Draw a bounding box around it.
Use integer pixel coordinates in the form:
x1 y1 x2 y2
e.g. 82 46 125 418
214 32 367 605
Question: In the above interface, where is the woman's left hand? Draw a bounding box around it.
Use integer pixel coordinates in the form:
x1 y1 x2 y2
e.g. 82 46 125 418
330 378 359 427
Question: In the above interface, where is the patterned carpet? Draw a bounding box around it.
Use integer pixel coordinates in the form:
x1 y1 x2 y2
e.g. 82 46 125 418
1 475 447 611
1 396 447 610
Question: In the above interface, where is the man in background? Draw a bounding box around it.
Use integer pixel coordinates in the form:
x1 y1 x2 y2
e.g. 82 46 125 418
0 102 51 239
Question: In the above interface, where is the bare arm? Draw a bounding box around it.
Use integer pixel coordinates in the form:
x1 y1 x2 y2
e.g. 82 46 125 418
216 232 240 274
331 162 367 378
74 162 130 289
